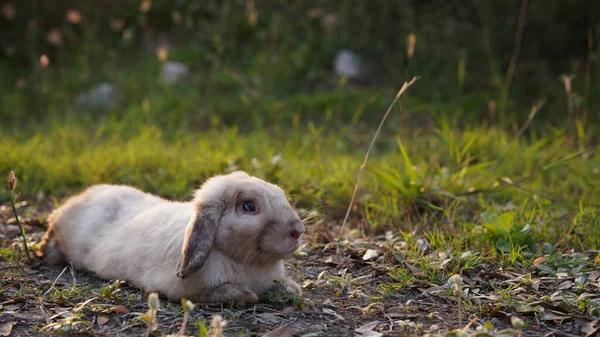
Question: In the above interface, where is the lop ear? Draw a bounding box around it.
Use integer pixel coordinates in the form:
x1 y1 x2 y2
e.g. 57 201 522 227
176 201 225 278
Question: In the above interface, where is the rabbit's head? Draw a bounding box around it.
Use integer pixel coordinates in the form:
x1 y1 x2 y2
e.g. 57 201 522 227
176 171 304 278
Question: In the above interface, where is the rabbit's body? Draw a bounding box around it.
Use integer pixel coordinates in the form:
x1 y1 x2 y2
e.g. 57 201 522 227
41 172 304 304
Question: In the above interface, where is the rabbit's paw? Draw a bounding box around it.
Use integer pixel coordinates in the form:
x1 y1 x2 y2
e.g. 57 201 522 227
281 278 302 296
206 284 259 305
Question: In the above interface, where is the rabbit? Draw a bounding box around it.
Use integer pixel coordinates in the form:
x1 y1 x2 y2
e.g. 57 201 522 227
40 171 305 304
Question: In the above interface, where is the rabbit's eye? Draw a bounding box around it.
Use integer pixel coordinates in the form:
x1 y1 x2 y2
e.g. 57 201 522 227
242 200 257 213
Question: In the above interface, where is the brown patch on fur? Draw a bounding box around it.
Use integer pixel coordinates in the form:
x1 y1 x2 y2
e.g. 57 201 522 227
39 226 67 265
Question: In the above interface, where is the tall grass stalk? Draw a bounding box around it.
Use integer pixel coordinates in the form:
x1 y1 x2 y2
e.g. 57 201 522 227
583 28 594 123
337 77 419 253
499 0 528 122
7 171 31 261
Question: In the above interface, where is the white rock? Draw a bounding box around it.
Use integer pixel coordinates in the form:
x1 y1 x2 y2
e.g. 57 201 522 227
161 61 190 84
362 249 380 261
77 82 121 109
333 49 364 80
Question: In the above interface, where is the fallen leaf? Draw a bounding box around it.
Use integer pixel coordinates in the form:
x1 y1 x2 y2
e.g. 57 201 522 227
257 312 278 320
540 312 569 322
355 321 382 337
324 255 343 265
404 263 424 277
282 306 297 313
2 305 20 312
531 278 540 291
96 316 109 326
106 305 129 313
417 238 430 252
556 281 574 290
262 323 292 337
362 249 379 261
322 308 345 321
515 305 544 314
0 322 16 337
582 319 598 337
532 255 547 266
588 271 600 281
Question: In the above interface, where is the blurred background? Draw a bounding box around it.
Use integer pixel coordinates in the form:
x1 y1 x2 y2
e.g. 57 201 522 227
2 0 598 125
1 1 599 219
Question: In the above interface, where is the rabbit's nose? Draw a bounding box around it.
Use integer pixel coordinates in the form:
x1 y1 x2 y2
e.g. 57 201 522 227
290 230 302 240
288 219 305 240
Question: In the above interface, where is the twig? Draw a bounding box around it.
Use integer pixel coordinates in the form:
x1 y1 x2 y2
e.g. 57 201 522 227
336 77 419 254
69 262 77 285
44 266 69 296
0 264 27 270
461 315 479 332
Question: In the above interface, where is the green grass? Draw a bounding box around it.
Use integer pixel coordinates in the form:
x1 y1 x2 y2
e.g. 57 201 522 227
3 107 600 252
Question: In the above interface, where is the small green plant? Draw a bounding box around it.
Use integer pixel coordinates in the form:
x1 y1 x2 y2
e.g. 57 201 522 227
91 280 125 301
7 171 31 260
40 312 93 335
259 280 304 309
196 318 210 337
318 268 372 296
481 211 534 253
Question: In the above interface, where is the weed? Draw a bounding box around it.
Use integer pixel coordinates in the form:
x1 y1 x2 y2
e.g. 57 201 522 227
90 280 126 301
318 268 372 297
480 211 534 254
6 171 30 260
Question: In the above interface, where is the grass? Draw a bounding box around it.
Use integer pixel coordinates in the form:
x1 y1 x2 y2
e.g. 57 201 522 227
4 113 599 248
1 11 600 334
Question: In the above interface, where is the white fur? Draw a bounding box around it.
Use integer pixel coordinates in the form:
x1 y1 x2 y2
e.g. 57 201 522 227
42 171 304 303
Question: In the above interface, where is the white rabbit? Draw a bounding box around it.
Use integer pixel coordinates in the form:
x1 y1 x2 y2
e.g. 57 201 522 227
40 171 305 304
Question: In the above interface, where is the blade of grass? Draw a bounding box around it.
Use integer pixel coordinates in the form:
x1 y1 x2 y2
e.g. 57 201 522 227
337 77 419 253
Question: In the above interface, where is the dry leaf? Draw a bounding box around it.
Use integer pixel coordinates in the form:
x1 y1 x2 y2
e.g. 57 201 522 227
262 323 293 337
96 316 109 326
530 278 540 291
257 313 278 320
540 312 569 322
582 319 598 337
106 305 129 313
0 322 16 337
532 255 547 265
355 321 382 337
362 249 379 261
404 263 424 277
282 306 297 313
322 308 345 321
588 271 600 281
556 281 574 290
324 255 343 265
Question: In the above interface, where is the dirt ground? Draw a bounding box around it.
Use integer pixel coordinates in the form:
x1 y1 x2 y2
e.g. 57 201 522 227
0 203 596 336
